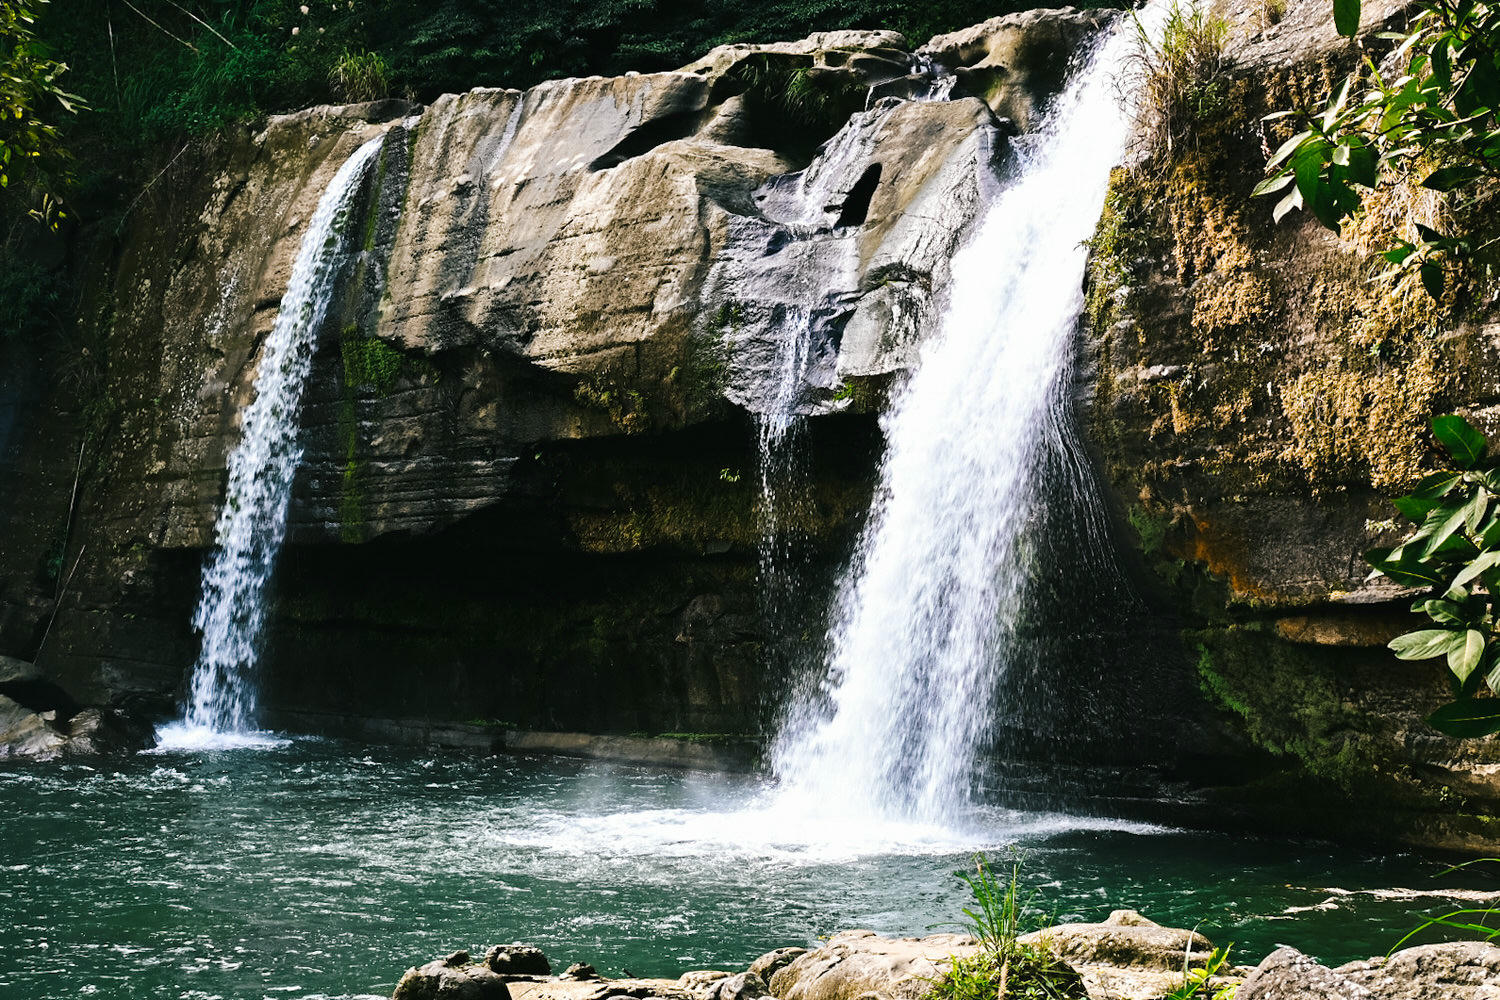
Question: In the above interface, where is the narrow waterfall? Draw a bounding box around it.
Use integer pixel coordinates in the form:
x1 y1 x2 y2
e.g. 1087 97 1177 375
751 106 896 629
158 136 385 746
771 12 1154 826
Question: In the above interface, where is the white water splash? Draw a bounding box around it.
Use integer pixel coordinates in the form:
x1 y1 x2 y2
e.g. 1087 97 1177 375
908 54 958 103
771 9 1161 826
158 136 385 750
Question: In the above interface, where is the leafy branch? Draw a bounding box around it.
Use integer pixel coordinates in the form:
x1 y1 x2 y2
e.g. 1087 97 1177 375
1 0 86 227
1252 0 1499 296
1366 415 1500 736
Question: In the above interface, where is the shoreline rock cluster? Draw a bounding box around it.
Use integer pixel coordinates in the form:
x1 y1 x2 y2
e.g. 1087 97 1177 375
392 913 1500 1000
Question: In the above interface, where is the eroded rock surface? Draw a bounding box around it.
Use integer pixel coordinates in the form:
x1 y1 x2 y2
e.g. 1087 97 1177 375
1080 0 1500 847
394 951 514 1000
0 9 1111 748
768 930 979 1000
1238 942 1500 1000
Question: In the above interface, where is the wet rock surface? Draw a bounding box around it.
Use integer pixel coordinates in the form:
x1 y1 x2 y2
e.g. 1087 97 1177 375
0 8 1111 753
1238 942 1500 1000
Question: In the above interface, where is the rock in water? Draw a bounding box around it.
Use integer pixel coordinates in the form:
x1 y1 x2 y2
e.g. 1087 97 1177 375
1017 909 1216 971
768 930 980 1000
486 944 552 977
747 948 805 984
393 954 512 1000
1238 942 1500 1000
561 963 597 981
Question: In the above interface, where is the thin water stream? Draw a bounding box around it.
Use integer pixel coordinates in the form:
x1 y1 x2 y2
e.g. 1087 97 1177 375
161 136 385 747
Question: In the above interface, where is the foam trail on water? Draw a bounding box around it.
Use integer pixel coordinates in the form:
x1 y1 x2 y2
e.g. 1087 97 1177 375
771 8 1162 828
158 135 384 750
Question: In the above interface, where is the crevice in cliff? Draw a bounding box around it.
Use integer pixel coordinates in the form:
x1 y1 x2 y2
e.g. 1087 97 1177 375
588 109 708 171
835 163 881 227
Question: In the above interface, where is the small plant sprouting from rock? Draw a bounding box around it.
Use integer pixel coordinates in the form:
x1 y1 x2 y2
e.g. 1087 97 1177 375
928 854 1086 1000
1167 942 1237 1000
1127 1 1230 164
1366 415 1500 736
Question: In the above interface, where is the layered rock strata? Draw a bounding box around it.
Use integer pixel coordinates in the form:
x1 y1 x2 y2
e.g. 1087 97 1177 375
0 12 1107 739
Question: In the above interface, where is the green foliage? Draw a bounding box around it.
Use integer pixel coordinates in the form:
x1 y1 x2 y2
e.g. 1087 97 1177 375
928 855 1086 1000
1129 1 1230 162
1 0 85 226
341 331 408 396
1166 943 1237 1000
1366 414 1500 737
0 251 58 341
1254 0 1500 296
329 48 390 103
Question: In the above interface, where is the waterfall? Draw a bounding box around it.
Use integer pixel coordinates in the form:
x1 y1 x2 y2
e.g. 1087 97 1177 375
770 10 1155 826
748 105 898 640
158 135 385 748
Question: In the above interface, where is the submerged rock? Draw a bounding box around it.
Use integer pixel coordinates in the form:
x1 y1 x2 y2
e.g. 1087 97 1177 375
1238 942 1500 1000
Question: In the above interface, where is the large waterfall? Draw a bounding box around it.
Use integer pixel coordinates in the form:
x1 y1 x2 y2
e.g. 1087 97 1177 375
771 12 1153 826
158 136 385 747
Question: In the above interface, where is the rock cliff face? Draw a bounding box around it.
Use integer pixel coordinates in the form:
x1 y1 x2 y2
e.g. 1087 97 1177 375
0 10 1110 738
2 0 1497 849
1081 0 1500 847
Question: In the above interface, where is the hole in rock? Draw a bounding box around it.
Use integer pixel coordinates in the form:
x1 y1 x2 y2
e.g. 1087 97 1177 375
835 164 882 228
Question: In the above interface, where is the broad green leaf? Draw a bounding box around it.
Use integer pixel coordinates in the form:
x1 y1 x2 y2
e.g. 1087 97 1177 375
1421 262 1445 299
1422 165 1482 191
1389 628 1466 660
1346 144 1379 187
1371 556 1448 588
1467 491 1491 533
1449 629 1487 681
1267 129 1316 169
1453 550 1500 588
1392 495 1438 521
1251 173 1295 197
1479 512 1500 550
1419 598 1468 623
1410 471 1463 499
1273 184 1304 223
1383 242 1417 265
1333 0 1361 36
1427 698 1500 738
1418 500 1471 555
1433 415 1487 468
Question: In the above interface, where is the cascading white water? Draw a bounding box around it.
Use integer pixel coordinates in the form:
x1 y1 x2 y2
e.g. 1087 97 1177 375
751 106 897 620
908 54 958 103
771 9 1160 826
157 136 384 748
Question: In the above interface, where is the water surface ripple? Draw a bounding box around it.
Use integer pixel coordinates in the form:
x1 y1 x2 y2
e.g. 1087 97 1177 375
0 742 1486 999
